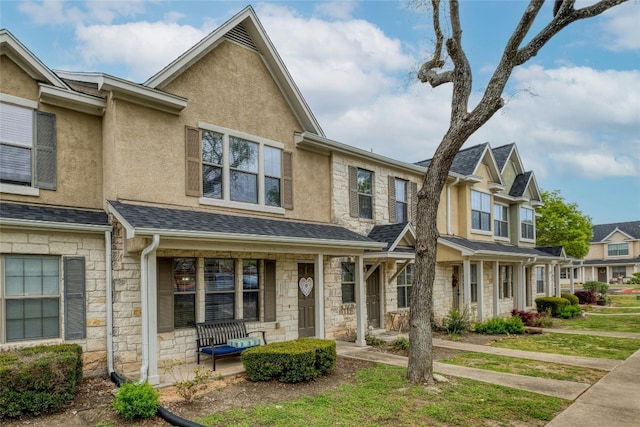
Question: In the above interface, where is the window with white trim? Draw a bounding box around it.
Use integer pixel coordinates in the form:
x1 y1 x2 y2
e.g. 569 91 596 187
357 169 373 219
242 260 259 321
397 263 413 309
471 190 491 231
493 204 508 238
173 258 196 328
204 258 235 322
470 264 478 303
395 178 408 223
608 243 629 257
536 266 545 293
0 101 56 190
2 256 60 342
520 207 534 240
612 266 626 278
500 265 512 299
341 262 355 304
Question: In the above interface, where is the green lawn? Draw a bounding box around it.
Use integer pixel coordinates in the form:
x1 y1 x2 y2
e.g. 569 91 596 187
440 352 606 383
490 333 640 359
555 314 640 333
609 294 640 308
196 364 568 427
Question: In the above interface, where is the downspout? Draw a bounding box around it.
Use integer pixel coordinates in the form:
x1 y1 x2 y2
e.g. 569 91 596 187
105 230 114 374
447 177 460 235
139 234 160 383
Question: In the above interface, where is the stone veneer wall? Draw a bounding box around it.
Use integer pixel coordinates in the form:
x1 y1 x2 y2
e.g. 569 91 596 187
0 228 108 377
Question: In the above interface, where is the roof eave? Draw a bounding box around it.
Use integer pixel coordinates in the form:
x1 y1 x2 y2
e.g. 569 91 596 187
0 218 111 233
39 84 106 116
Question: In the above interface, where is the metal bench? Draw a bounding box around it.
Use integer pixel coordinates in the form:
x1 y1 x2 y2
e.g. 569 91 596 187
195 319 266 370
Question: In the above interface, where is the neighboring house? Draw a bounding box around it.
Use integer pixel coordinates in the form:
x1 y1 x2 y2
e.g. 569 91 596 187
578 221 640 284
0 7 566 383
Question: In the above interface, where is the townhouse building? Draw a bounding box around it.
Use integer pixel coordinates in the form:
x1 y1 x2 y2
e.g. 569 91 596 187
0 7 566 383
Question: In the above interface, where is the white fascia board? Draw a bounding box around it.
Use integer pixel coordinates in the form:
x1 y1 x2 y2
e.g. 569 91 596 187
437 238 475 256
106 203 136 239
0 218 111 233
472 145 505 186
601 227 634 242
388 223 416 252
132 227 387 251
363 251 415 260
296 132 426 174
0 30 67 88
39 84 106 116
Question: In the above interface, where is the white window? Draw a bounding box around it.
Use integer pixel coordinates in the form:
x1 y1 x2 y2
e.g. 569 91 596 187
520 207 535 240
0 101 56 192
397 263 414 308
204 258 235 322
612 266 626 278
493 204 509 238
470 264 478 303
2 256 60 342
500 265 512 299
200 125 282 210
471 190 491 231
395 178 408 223
536 266 545 293
342 262 355 304
357 169 373 219
608 243 629 257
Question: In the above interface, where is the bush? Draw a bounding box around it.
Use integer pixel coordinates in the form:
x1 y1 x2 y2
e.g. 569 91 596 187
574 290 596 304
583 281 609 295
390 337 409 352
112 382 159 420
0 344 83 419
475 316 525 335
242 338 336 383
628 272 640 285
442 307 472 336
365 334 384 346
559 304 582 319
561 293 579 306
511 309 553 327
535 296 569 317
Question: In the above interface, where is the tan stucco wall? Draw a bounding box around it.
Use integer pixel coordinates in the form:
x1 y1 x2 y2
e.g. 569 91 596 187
1 56 104 209
102 40 330 222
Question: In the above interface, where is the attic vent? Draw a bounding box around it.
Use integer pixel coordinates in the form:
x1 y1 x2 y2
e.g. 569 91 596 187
225 24 258 51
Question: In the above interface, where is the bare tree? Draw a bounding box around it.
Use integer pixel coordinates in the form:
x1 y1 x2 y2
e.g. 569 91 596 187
408 0 628 384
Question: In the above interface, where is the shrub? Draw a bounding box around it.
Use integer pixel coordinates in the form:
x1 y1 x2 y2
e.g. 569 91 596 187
561 293 579 306
365 334 384 346
511 309 553 327
535 296 569 317
574 289 596 304
0 344 83 419
162 362 219 402
390 337 410 352
242 338 336 383
559 304 582 319
583 281 609 295
112 382 159 420
475 316 524 335
628 272 640 285
442 306 472 336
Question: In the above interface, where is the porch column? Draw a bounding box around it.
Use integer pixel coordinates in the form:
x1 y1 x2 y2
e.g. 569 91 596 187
355 255 366 347
554 264 561 297
493 261 499 317
569 267 575 294
315 253 325 339
519 262 526 310
146 252 160 385
462 258 471 307
545 264 552 297
477 261 484 320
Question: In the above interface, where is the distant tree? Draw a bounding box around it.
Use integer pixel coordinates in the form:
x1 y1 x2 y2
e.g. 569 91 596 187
536 189 593 258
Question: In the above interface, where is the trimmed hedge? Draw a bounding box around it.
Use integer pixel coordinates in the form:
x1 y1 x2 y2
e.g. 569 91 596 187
242 338 336 383
561 293 579 306
535 296 569 317
574 289 596 304
0 344 83 419
475 316 525 335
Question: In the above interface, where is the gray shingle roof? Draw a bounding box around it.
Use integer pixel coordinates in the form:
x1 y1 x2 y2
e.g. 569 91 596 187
0 201 109 227
415 143 488 176
108 201 376 245
441 235 562 258
583 257 640 265
591 221 640 242
509 171 532 197
368 223 411 251
491 144 514 172
536 246 565 257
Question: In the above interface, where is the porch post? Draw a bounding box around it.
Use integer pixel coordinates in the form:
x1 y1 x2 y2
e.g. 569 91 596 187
519 262 526 310
569 266 575 294
493 261 499 317
477 261 484 320
554 264 561 297
146 252 160 385
545 264 552 296
315 253 325 339
462 258 471 307
355 255 366 347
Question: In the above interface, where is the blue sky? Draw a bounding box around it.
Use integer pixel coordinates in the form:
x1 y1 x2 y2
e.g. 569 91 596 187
2 0 639 224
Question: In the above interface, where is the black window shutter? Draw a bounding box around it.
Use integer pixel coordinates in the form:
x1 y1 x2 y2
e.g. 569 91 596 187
388 176 396 223
157 258 175 333
35 111 57 190
348 166 358 218
264 260 276 322
64 257 86 340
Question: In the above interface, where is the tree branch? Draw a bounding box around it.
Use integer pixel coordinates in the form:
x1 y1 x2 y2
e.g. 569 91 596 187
447 0 473 122
516 0 628 65
418 0 450 85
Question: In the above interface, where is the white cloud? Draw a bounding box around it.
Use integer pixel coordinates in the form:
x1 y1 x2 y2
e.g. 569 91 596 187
313 1 358 20
18 0 148 26
599 2 640 51
550 152 637 177
74 22 207 81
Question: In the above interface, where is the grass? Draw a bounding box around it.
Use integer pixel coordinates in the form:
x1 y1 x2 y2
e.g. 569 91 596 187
440 352 606 383
555 315 640 332
589 307 640 314
490 332 640 360
609 294 640 308
196 364 568 427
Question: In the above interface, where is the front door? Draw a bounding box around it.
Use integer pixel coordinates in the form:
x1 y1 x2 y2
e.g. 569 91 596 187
598 268 607 283
298 263 315 337
366 266 380 328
